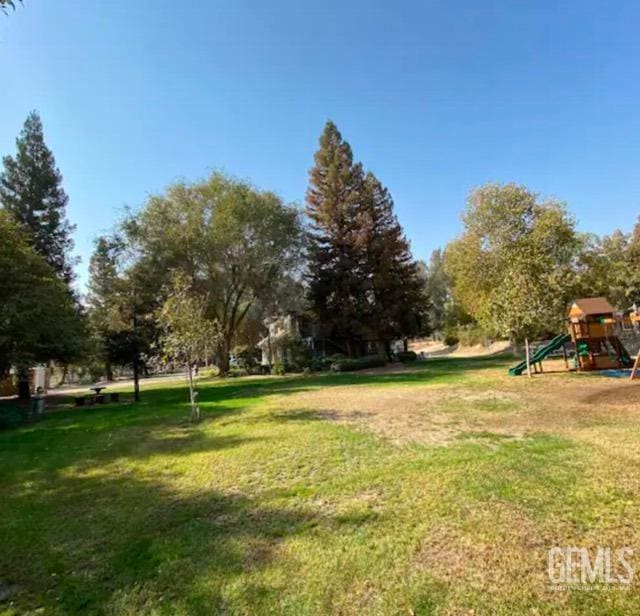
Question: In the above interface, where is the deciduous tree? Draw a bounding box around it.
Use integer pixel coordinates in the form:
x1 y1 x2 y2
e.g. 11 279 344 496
159 274 219 421
445 183 577 373
0 211 85 398
124 172 303 373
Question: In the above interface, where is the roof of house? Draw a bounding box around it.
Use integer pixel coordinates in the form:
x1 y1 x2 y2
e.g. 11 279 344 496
569 297 616 316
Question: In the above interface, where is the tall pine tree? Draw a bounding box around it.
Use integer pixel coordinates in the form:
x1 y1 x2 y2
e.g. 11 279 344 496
306 121 366 355
0 111 76 282
358 172 427 350
86 236 123 381
306 122 427 355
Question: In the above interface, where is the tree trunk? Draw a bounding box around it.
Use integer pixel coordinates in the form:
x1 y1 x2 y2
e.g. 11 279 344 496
217 339 231 374
17 366 30 400
105 361 114 382
59 364 69 386
186 360 200 422
525 337 532 378
132 354 141 402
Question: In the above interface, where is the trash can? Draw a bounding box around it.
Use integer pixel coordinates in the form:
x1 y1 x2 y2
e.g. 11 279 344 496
29 388 46 420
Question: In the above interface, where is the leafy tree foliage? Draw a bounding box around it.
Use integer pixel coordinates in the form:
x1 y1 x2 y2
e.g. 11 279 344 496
0 112 76 283
123 172 303 373
86 234 159 400
423 249 450 333
574 225 640 309
0 211 85 397
445 183 578 348
86 236 125 380
159 274 219 421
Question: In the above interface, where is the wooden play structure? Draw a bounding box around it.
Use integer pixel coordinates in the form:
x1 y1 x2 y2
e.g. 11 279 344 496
567 297 632 372
510 297 639 377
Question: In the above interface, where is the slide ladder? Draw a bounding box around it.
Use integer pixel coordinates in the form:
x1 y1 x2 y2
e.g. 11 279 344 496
508 333 571 376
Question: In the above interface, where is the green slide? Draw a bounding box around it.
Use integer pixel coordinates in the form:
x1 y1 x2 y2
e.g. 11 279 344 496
508 333 571 376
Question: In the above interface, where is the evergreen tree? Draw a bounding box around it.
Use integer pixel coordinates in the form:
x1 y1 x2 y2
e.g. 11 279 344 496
86 236 123 381
358 172 427 349
0 111 76 282
305 121 366 355
423 249 449 333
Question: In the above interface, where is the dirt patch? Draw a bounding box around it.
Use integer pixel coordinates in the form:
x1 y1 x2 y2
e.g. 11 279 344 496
275 371 640 447
412 503 571 605
409 340 513 357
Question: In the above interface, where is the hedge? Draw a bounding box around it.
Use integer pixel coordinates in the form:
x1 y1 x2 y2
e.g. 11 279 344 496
330 355 387 372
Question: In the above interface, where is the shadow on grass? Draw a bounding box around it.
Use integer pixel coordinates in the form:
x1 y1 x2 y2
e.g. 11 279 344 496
0 463 327 614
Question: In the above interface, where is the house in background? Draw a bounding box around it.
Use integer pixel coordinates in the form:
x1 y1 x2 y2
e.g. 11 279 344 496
256 311 405 366
257 312 332 367
0 365 49 397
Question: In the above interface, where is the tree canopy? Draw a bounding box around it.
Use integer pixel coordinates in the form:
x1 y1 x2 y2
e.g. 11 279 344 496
119 172 304 372
0 211 85 379
445 183 578 343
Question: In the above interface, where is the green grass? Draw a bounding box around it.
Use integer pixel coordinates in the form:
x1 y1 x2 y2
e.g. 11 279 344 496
1 357 638 614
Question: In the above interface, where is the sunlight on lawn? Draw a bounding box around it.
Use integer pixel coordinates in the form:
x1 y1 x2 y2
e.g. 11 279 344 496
1 357 639 614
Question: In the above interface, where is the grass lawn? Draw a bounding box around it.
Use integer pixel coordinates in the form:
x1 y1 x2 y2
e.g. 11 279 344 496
1 356 639 614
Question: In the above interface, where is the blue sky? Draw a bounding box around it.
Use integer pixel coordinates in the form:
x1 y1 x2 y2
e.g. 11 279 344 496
1 1 639 291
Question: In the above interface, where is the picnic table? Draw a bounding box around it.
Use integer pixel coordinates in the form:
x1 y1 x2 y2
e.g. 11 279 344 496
74 386 119 406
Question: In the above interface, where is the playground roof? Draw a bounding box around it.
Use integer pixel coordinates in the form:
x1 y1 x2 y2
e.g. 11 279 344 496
570 297 615 316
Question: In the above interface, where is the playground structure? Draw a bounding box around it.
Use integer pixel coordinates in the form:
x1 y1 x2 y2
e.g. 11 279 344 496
509 297 640 377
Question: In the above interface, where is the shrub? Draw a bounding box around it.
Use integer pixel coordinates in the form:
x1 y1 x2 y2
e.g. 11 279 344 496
455 324 491 347
279 337 312 371
273 361 286 376
330 355 386 372
226 368 248 378
199 366 220 379
310 353 347 372
232 345 261 370
396 350 417 363
444 333 459 347
0 405 24 430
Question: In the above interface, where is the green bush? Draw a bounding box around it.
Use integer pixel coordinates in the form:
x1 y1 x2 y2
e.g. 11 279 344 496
232 345 261 370
444 333 459 347
272 361 286 376
226 368 248 378
199 366 220 379
330 355 386 372
278 337 312 371
396 350 417 363
455 324 492 347
310 353 347 372
0 405 24 430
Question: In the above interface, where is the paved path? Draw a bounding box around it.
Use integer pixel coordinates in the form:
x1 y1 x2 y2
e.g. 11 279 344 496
49 372 188 396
